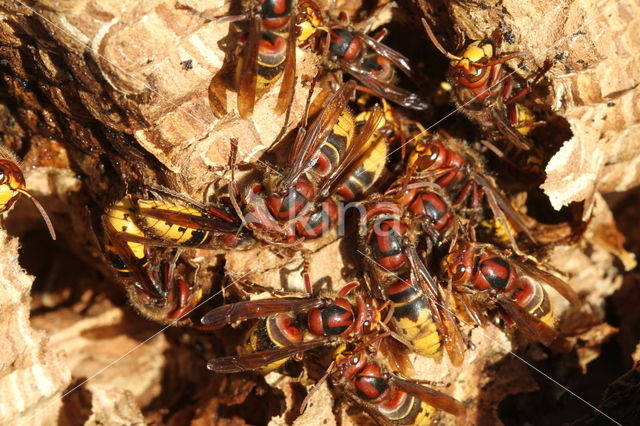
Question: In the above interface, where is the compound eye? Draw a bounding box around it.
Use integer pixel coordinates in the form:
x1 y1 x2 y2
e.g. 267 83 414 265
412 153 432 173
472 64 487 77
0 170 6 184
452 265 467 282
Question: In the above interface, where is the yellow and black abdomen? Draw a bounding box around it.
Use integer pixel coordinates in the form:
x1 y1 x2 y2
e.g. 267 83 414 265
245 314 303 373
338 136 388 201
255 32 289 91
336 109 389 200
377 390 436 426
104 198 147 273
385 280 441 357
135 199 210 247
312 109 356 176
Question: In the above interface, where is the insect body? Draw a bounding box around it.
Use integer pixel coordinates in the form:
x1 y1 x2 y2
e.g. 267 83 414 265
102 221 205 324
178 0 309 118
423 22 549 150
124 250 205 324
324 25 429 110
237 81 384 244
237 312 304 373
100 191 247 324
335 102 398 201
202 281 385 373
113 189 251 251
235 0 298 117
133 197 248 249
405 133 534 247
446 40 532 150
0 146 56 239
103 197 148 276
329 348 466 425
441 241 579 351
358 200 465 366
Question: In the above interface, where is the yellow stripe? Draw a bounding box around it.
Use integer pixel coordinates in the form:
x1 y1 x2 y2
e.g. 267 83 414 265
414 402 437 425
106 198 146 260
334 109 356 139
136 200 209 246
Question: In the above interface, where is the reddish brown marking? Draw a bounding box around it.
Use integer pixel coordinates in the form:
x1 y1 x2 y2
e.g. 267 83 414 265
263 16 290 30
313 152 332 174
275 314 303 343
379 389 409 411
343 37 364 62
259 34 288 54
513 278 535 307
354 363 387 400
476 256 513 291
294 201 338 238
271 0 287 14
266 180 315 220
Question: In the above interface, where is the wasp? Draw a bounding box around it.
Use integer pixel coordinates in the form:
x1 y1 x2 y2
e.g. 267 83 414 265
355 132 532 363
404 132 534 248
330 348 466 424
358 200 467 367
179 0 326 118
441 241 580 352
100 190 250 324
310 345 466 425
232 0 299 118
0 146 56 239
202 280 396 373
101 199 207 324
105 188 251 251
319 17 429 111
233 80 384 245
336 99 404 201
422 21 550 150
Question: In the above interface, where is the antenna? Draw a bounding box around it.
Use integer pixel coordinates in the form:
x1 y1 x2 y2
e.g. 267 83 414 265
16 189 56 240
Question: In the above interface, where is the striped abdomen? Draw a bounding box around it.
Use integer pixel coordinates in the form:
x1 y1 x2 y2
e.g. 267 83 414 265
135 199 210 247
245 313 303 373
313 109 356 176
386 280 441 357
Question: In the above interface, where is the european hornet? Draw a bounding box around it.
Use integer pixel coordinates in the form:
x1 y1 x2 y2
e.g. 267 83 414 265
317 14 429 110
179 0 326 118
230 80 386 245
105 188 251 250
202 280 398 373
322 346 466 425
422 21 550 150
404 132 534 248
0 146 56 239
101 199 203 323
358 200 467 367
441 241 580 352
337 99 401 201
100 190 250 323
